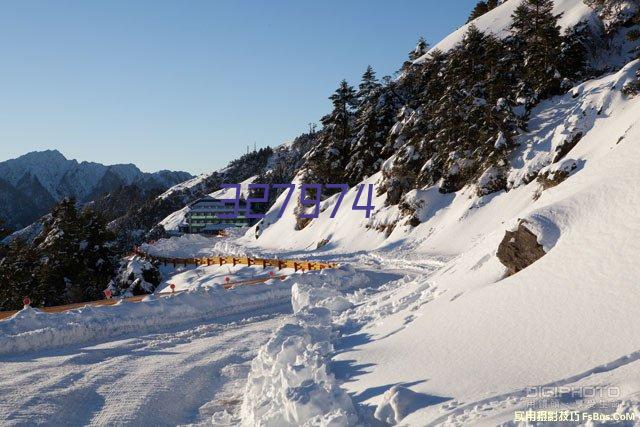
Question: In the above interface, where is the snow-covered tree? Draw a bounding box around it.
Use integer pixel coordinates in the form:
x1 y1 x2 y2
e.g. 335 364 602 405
380 25 523 202
408 37 429 61
510 0 568 100
357 65 382 104
303 80 358 186
0 198 118 309
0 239 42 310
346 69 402 184
33 199 117 305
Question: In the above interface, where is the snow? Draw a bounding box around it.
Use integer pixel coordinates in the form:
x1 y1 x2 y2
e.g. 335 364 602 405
0 310 288 426
227 58 640 424
3 2 640 425
141 231 257 259
0 276 298 355
239 267 368 427
155 263 297 293
374 386 430 425
509 60 640 189
240 306 357 427
418 0 597 59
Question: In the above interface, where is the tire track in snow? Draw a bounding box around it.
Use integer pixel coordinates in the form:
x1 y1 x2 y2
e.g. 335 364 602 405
0 305 290 426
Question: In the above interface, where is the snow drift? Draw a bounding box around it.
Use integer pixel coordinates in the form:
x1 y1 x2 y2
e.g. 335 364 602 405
239 267 368 427
0 277 297 355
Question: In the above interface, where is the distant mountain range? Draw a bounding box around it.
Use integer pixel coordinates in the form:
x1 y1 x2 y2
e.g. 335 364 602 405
0 150 193 230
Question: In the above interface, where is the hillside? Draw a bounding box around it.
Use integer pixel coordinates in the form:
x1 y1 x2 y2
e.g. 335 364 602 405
155 0 640 423
230 1 640 424
1 0 640 425
159 0 639 251
105 133 317 247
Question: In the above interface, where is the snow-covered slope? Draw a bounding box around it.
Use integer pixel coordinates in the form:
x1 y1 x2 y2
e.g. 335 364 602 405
246 59 640 255
240 57 640 424
3 1 640 425
420 0 597 58
227 53 640 423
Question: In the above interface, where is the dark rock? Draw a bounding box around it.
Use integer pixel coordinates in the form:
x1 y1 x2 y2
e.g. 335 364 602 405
407 216 421 227
367 221 396 238
537 169 570 190
553 132 583 163
497 222 546 276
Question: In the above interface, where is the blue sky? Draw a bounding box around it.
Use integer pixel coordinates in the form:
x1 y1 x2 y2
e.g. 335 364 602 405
0 0 477 174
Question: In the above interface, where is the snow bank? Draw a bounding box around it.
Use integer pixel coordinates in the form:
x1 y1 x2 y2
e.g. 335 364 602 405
239 307 357 427
141 232 260 259
290 266 367 314
154 263 296 293
374 386 427 425
0 278 295 355
239 267 367 426
291 284 352 315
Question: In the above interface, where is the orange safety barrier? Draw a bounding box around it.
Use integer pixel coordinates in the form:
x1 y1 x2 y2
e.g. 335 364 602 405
131 247 338 272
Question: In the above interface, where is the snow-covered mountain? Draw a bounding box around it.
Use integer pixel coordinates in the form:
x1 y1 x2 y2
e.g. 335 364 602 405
3 1 640 425
0 150 192 229
230 1 640 424
96 135 317 248
149 1 640 422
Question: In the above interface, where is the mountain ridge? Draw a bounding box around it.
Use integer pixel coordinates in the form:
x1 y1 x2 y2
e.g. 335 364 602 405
0 150 193 229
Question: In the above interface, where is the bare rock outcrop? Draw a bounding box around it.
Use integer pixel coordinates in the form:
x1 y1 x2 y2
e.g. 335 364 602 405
497 222 547 276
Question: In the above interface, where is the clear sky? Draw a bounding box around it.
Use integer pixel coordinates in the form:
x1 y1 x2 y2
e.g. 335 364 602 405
0 0 477 174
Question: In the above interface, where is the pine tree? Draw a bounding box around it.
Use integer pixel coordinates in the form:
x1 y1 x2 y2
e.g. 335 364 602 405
27 198 118 306
304 80 358 186
381 25 523 201
0 219 10 241
408 37 429 61
33 198 82 305
76 208 117 301
346 69 401 184
0 239 44 310
357 66 381 104
327 80 358 141
510 0 567 100
467 1 489 22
